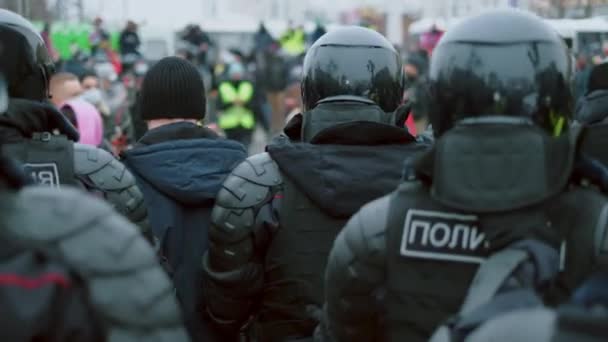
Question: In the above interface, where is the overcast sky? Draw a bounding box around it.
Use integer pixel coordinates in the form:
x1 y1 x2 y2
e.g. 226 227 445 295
78 0 420 29
82 0 208 28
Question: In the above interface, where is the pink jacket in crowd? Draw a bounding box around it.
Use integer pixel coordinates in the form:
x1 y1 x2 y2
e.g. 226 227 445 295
62 99 104 147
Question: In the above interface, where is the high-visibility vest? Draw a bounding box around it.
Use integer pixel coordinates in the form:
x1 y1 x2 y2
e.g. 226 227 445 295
280 30 306 56
218 81 256 130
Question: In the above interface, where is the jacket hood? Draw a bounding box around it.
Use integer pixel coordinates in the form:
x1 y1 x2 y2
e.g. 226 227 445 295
267 121 424 218
575 89 608 125
123 124 247 205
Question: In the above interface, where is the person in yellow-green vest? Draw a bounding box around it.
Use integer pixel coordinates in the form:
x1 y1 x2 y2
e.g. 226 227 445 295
280 24 306 56
217 63 258 147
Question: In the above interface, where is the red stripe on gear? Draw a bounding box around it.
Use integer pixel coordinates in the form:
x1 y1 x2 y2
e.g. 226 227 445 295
0 273 71 289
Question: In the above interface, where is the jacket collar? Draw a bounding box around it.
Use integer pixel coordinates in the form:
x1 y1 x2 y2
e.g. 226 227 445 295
137 122 219 147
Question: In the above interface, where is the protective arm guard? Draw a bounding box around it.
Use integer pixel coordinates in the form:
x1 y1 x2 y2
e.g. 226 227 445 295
321 196 390 342
5 186 189 341
202 153 283 334
73 143 151 241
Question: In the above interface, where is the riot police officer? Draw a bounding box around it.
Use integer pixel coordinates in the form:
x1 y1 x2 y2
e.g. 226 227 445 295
0 75 189 341
321 10 608 342
202 26 426 341
0 9 148 234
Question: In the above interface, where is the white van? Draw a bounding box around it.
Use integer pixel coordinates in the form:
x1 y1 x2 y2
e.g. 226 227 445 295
544 17 608 53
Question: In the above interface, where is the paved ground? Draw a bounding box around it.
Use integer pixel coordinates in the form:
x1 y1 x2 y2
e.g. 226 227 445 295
249 126 269 155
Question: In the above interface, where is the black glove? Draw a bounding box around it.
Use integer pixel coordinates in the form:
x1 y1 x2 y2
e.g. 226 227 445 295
1 98 80 141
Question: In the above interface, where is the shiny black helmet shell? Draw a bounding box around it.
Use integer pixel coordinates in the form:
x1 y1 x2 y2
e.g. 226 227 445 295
428 9 573 137
0 9 54 100
301 26 404 112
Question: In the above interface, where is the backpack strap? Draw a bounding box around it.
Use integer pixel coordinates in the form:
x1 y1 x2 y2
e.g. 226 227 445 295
430 249 530 342
460 248 528 315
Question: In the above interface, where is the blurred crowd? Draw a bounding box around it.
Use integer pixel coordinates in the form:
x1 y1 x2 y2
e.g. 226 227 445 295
37 14 608 158
42 17 145 156
42 17 328 155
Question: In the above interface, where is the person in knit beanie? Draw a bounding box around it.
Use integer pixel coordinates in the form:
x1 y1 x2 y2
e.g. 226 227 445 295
138 56 206 125
122 56 247 342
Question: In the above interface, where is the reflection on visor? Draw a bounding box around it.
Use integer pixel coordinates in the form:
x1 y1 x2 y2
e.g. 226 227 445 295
0 75 7 113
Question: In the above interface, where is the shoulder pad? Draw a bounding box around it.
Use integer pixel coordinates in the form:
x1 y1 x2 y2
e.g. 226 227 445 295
73 143 115 175
217 172 273 210
232 152 282 187
211 155 283 240
106 185 147 219
216 153 282 210
6 187 187 336
86 157 138 192
74 144 137 192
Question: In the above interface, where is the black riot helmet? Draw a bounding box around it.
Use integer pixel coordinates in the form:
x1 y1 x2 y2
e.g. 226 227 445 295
301 26 404 113
0 9 54 101
428 9 573 137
